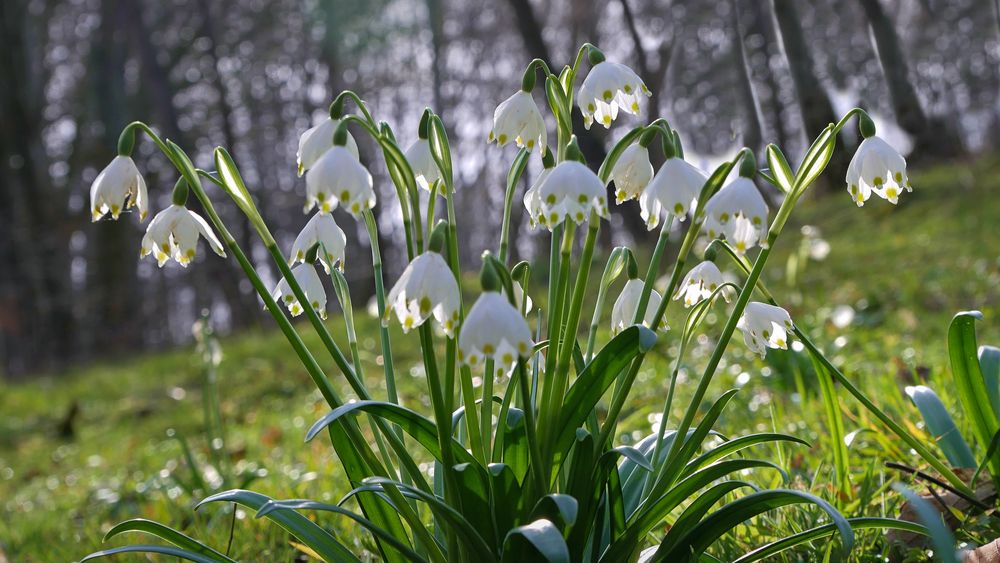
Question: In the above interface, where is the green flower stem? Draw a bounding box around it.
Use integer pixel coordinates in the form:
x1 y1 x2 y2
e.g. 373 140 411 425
548 215 600 450
585 276 614 362
331 90 378 128
362 210 400 409
481 359 496 455
630 215 674 327
417 324 462 510
426 181 439 242
516 359 547 498
538 222 575 459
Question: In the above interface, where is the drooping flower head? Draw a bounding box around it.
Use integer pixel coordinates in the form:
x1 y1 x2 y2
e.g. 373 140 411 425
611 279 666 334
846 135 910 206
703 177 768 252
404 138 444 194
384 251 461 337
290 212 347 274
459 292 534 377
90 155 149 221
675 261 730 307
737 302 794 358
271 264 328 319
488 90 547 153
640 156 708 230
578 60 650 130
608 143 653 204
140 204 226 267
527 160 608 230
304 145 375 216
296 117 359 176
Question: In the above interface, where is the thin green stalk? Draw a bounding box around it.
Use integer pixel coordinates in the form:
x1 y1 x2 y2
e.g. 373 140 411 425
417 324 461 510
362 210 400 406
516 360 547 498
539 222 574 455
481 359 495 455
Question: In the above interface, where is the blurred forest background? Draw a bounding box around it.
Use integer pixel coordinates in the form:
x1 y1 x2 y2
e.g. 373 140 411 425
1 0 997 377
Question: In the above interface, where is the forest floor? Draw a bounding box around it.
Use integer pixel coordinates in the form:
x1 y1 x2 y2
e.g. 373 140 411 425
2 155 999 561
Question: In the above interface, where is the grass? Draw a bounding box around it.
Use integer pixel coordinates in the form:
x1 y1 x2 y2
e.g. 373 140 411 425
2 154 999 561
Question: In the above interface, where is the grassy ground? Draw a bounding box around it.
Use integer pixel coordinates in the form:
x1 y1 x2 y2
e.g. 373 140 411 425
2 154 999 561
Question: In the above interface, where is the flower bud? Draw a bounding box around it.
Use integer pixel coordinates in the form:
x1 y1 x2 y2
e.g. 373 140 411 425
171 177 189 206
117 126 136 156
859 112 876 139
739 152 757 179
428 221 448 254
479 254 502 292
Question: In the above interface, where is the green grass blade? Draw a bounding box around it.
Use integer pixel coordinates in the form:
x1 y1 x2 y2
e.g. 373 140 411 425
948 311 1000 476
196 489 361 563
905 385 977 468
656 481 755 556
102 519 236 562
731 517 929 563
681 433 809 478
81 545 228 563
979 345 1000 417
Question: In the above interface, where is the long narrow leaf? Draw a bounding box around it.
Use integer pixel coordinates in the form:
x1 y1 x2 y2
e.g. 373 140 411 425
81 545 227 563
949 312 999 474
905 385 977 468
502 519 570 563
103 519 235 562
732 517 928 563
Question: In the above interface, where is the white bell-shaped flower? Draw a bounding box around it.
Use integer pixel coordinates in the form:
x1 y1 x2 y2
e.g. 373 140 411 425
459 292 534 377
404 138 443 193
384 251 461 337
675 261 730 307
271 264 328 319
90 155 149 221
523 168 551 229
140 204 226 267
611 279 665 334
608 143 653 204
737 302 794 358
305 145 375 216
703 177 768 251
578 61 650 129
489 90 547 152
531 161 608 230
290 212 347 274
639 157 708 230
846 136 910 206
729 216 761 256
297 117 359 176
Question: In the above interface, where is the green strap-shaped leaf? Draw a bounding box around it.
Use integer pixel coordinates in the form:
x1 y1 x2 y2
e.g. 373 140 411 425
657 489 853 561
656 481 755 556
948 311 1000 475
905 385 977 468
81 545 228 563
256 500 425 562
454 462 499 550
102 519 235 562
979 345 1000 418
732 517 928 563
489 463 522 539
196 489 360 562
553 326 657 461
892 484 959 563
681 433 810 478
531 494 579 529
502 519 570 563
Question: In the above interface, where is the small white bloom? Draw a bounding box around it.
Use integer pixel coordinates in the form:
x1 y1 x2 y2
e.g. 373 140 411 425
529 161 608 230
703 177 768 252
304 145 375 216
140 204 226 267
608 144 653 204
523 168 551 229
737 302 794 358
404 138 443 193
90 155 148 221
296 117 359 176
640 157 709 230
611 279 666 334
578 61 650 129
271 264 328 319
289 212 347 274
729 216 761 256
488 90 547 152
459 292 534 377
508 281 534 315
675 261 730 307
384 251 461 337
846 136 910 206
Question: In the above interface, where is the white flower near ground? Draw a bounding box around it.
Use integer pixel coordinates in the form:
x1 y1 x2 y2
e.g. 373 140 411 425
488 90 547 153
611 279 665 334
304 146 375 216
675 261 729 307
404 138 443 193
289 212 347 274
459 292 534 377
384 251 461 337
140 204 226 267
608 143 653 204
703 177 768 251
528 161 608 230
271 264 328 319
90 155 148 221
738 302 794 358
639 157 708 230
846 136 910 206
578 61 650 129
296 117 359 176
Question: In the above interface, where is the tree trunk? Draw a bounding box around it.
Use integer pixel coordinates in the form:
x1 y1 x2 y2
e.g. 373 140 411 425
857 0 962 159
